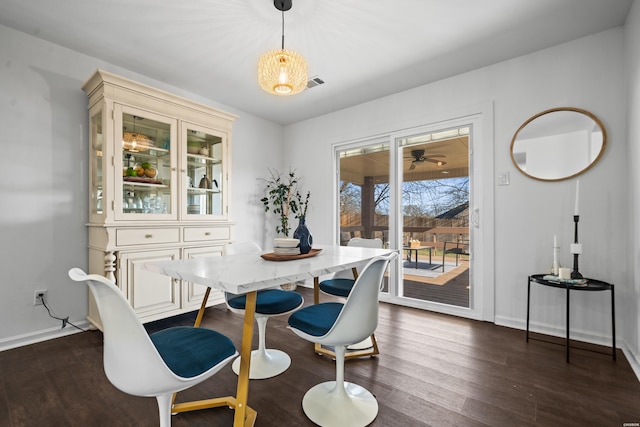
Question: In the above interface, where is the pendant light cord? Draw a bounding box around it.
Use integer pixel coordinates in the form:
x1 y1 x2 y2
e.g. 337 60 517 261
281 10 285 49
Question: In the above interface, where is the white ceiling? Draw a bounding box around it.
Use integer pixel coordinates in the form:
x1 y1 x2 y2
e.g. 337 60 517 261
0 0 633 125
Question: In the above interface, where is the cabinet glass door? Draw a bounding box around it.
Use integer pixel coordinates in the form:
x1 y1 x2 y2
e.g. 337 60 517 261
115 105 177 220
89 105 104 222
183 123 225 218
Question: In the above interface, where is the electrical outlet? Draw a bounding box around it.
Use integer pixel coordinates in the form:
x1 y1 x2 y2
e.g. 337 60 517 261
34 289 47 306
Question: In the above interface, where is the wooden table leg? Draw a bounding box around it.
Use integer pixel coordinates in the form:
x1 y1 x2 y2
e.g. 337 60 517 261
313 277 322 355
234 291 256 427
172 288 257 426
193 287 211 328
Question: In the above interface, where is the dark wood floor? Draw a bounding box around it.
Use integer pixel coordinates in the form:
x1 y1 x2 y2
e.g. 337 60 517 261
1 286 638 426
402 268 469 307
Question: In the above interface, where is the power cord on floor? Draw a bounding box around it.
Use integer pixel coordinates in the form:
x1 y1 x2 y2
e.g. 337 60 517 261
40 298 87 332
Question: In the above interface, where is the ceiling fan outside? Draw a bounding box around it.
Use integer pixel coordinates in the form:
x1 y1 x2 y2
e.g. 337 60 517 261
406 149 447 170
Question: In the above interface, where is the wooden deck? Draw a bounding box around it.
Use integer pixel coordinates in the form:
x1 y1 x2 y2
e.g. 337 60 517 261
400 260 470 307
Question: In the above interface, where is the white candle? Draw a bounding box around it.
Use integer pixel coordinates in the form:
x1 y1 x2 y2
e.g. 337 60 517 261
552 234 559 275
574 180 580 216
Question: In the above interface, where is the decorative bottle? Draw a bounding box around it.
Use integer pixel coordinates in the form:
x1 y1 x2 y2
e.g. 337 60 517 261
293 217 313 254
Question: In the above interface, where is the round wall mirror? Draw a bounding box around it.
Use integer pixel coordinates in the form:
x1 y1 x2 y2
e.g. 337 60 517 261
510 107 606 181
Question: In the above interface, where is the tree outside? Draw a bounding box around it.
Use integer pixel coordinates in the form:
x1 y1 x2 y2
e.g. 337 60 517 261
340 177 469 217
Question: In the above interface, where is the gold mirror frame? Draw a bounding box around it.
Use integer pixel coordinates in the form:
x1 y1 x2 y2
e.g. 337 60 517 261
510 107 607 182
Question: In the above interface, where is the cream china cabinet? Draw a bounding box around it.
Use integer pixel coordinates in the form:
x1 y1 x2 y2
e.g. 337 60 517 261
82 70 236 329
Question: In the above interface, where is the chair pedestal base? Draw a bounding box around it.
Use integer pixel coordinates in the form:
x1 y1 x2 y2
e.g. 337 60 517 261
232 349 291 379
302 381 378 427
315 333 379 360
347 336 374 350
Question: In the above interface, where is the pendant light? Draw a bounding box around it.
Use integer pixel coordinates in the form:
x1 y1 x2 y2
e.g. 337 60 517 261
122 116 152 152
258 0 308 96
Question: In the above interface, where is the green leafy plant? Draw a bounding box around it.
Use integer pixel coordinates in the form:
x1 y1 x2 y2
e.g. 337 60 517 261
260 169 310 236
294 189 310 220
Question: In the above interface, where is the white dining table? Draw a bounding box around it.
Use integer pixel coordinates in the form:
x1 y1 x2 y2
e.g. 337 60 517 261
144 244 394 427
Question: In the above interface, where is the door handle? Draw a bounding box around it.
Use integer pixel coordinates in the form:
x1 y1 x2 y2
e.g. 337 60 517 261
471 208 479 228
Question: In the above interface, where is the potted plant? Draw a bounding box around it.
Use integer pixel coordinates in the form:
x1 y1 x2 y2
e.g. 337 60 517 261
261 168 312 253
260 168 300 237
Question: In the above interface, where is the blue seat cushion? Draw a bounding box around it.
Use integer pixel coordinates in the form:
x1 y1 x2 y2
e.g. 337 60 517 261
150 326 236 378
319 278 355 298
288 302 343 337
227 289 303 315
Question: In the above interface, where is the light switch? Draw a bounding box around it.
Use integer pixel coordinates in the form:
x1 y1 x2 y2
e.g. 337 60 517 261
498 171 510 186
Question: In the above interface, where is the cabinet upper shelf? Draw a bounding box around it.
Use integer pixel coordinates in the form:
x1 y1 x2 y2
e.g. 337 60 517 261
187 187 221 194
187 153 221 164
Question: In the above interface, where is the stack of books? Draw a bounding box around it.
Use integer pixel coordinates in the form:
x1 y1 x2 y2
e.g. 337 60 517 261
273 237 300 255
274 246 300 255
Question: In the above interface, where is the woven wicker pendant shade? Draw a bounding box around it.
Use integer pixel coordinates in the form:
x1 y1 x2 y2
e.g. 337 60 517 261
258 49 308 95
258 0 307 96
122 115 153 152
122 132 152 152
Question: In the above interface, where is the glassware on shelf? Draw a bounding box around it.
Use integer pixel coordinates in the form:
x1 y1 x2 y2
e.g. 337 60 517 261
119 112 173 216
184 126 225 217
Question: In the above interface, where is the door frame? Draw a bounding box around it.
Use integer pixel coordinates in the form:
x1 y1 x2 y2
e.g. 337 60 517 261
332 103 494 322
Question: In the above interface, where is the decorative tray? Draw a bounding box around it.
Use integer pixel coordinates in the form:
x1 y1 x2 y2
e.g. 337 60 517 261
261 248 322 261
542 275 588 286
123 176 163 185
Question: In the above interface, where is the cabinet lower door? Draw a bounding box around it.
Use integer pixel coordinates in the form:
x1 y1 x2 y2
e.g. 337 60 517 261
119 249 181 321
183 246 225 310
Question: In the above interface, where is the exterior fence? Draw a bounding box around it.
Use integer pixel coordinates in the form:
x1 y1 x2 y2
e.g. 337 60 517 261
340 213 469 248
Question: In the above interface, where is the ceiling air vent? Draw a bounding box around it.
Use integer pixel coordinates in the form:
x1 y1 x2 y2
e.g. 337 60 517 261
307 76 325 89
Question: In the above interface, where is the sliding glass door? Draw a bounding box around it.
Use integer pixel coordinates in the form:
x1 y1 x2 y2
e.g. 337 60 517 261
398 128 470 308
336 139 391 249
335 113 489 320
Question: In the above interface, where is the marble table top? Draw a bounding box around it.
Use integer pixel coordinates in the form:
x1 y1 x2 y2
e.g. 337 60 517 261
144 244 395 294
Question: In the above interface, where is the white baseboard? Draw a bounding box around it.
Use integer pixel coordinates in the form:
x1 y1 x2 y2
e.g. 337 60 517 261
621 341 640 381
0 320 91 352
495 314 640 382
495 314 614 347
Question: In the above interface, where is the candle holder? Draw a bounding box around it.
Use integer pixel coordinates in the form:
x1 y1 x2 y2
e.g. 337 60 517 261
571 215 583 279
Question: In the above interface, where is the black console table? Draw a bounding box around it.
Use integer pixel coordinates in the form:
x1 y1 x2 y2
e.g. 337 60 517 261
526 274 615 362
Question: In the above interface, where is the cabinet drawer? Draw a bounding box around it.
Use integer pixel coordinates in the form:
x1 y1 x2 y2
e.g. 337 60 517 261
184 226 230 242
116 228 180 246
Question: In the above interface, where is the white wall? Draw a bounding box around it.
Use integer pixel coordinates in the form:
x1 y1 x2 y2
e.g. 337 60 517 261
284 28 632 362
0 25 283 349
625 0 640 373
1 14 638 376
